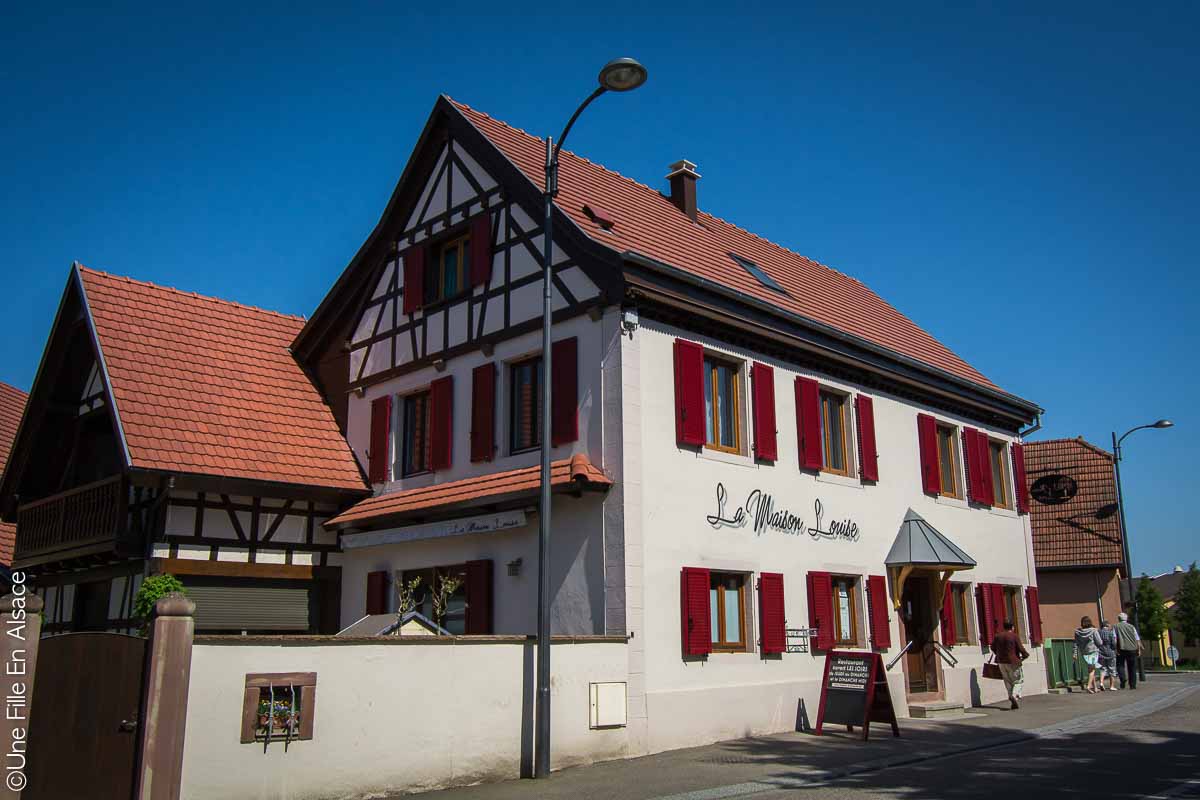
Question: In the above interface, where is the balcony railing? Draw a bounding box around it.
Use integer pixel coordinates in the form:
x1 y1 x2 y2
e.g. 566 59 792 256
15 474 130 564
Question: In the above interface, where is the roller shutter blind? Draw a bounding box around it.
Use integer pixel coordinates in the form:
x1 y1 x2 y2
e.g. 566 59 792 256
185 584 311 632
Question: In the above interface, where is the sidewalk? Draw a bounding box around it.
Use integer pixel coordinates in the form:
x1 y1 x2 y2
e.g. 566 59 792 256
410 674 1200 800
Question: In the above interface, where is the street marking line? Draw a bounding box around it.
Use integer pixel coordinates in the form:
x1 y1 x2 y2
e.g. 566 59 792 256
651 684 1200 800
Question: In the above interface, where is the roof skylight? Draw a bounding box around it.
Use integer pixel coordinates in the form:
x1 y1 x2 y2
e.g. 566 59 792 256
729 253 787 295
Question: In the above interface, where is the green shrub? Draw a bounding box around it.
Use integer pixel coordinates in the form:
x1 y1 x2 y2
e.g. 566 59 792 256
134 574 186 634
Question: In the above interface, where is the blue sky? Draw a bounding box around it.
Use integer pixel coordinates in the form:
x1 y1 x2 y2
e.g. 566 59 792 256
1 3 1195 575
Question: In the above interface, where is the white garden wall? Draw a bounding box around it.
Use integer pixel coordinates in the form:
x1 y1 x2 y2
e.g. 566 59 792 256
179 637 629 799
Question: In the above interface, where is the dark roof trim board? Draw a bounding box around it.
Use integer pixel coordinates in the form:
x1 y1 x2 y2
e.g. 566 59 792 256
74 263 133 469
623 250 1040 428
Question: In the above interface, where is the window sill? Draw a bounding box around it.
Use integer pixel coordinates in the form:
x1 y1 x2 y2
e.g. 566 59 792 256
988 505 1018 519
696 447 757 469
815 471 863 490
934 494 969 510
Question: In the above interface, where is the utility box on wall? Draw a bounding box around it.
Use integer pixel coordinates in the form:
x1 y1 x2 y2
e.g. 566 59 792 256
589 681 628 729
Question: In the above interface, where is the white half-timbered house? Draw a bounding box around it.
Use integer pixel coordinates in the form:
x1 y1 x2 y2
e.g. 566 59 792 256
293 95 1047 753
0 266 368 634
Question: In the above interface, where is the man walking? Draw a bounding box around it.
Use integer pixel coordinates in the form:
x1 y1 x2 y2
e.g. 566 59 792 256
991 620 1029 709
1114 612 1143 689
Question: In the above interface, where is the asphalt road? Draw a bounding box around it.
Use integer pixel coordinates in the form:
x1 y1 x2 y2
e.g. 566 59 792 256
751 678 1200 800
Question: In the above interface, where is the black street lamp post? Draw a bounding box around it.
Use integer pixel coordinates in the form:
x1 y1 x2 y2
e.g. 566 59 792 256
535 58 647 779
1111 419 1173 681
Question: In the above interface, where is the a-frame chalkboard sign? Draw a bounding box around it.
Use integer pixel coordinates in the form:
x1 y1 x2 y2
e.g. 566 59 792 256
814 650 899 740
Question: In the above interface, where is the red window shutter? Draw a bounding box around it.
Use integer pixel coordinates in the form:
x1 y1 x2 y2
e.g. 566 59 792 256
402 245 425 314
1025 586 1043 646
680 567 712 656
470 363 496 463
368 395 392 483
916 413 940 495
807 571 834 651
991 584 1007 632
429 376 454 471
795 377 823 470
866 575 891 649
673 340 706 446
1012 443 1030 513
551 337 578 447
751 363 778 461
366 570 388 615
962 428 982 503
976 583 996 646
469 213 493 286
465 559 494 634
940 583 957 644
977 432 995 506
855 395 879 481
758 572 786 654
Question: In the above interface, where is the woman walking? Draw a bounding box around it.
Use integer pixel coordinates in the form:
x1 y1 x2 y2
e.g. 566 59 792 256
1073 616 1103 694
1097 620 1118 691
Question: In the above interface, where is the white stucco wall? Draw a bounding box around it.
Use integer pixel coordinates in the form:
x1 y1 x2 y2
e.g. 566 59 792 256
630 320 1044 754
179 639 629 799
339 493 608 634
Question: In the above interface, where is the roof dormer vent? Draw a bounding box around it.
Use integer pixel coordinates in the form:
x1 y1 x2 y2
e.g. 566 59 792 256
666 159 700 222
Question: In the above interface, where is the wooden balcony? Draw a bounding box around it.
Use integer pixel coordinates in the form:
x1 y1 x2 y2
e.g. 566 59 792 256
14 475 139 566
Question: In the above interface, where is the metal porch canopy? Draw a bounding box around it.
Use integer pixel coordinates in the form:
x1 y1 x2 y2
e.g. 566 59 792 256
884 508 977 609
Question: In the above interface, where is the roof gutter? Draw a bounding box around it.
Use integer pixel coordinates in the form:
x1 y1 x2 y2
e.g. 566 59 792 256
621 249 1042 423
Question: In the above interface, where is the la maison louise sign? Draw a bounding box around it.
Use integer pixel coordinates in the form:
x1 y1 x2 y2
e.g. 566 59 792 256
705 483 861 542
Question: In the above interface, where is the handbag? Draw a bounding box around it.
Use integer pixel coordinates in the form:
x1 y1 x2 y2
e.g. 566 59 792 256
982 656 1003 680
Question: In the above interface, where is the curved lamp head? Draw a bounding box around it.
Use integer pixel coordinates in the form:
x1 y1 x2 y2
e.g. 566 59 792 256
599 58 648 92
1153 419 1174 429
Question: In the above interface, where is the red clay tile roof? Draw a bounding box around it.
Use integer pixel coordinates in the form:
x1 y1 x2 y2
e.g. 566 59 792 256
1025 438 1124 569
452 100 998 391
326 454 612 529
0 382 28 566
77 267 367 493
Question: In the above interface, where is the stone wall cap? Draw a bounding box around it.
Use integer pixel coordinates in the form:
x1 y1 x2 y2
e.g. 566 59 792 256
155 592 196 618
0 592 43 614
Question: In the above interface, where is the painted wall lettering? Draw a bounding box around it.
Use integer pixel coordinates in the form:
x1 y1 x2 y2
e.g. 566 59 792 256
705 483 862 542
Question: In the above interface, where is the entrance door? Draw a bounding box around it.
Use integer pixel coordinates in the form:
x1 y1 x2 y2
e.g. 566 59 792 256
25 633 147 800
900 576 940 696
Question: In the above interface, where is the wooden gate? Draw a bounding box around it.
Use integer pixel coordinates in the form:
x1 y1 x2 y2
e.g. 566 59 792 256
24 632 147 800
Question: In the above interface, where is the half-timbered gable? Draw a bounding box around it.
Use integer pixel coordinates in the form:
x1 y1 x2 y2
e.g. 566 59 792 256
2 264 368 634
347 134 601 387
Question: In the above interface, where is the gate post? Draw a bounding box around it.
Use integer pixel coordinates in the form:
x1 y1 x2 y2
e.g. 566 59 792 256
0 586 42 799
136 592 195 800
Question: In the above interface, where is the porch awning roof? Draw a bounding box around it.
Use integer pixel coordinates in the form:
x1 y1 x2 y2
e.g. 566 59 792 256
885 509 977 569
324 454 612 531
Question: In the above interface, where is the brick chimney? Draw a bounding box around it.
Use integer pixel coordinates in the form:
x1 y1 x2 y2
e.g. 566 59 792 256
666 160 700 222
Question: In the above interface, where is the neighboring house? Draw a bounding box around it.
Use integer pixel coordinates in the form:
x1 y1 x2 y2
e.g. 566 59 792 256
0 266 368 634
293 95 1045 748
1150 566 1200 666
1023 438 1125 639
0 382 29 569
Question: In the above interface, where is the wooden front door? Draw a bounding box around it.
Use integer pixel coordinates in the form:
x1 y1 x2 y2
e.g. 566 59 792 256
900 576 940 696
25 633 147 800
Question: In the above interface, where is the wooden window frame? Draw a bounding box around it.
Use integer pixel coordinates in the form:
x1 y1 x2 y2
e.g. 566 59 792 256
951 583 971 645
989 440 1012 509
936 424 961 499
427 232 471 305
240 672 316 743
819 390 850 476
399 390 431 477
703 355 743 454
709 571 749 652
509 355 543 455
401 564 469 633
1003 586 1024 642
831 575 859 646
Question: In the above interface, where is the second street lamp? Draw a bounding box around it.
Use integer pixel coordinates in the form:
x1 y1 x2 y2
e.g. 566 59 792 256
535 58 647 779
1112 418 1173 682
